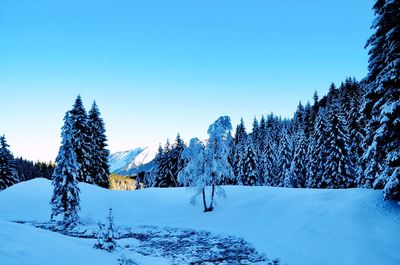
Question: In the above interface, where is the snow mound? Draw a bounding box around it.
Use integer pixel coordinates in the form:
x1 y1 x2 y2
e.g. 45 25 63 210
1 179 400 265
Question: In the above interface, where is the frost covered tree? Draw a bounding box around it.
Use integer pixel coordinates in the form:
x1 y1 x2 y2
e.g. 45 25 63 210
277 132 291 188
323 105 354 188
306 109 329 188
232 118 248 184
170 134 186 186
286 131 307 188
178 138 205 188
362 0 400 200
145 144 163 187
202 116 235 211
87 102 110 188
50 112 80 226
152 135 185 188
153 139 176 187
69 95 92 184
180 117 234 212
0 135 18 190
94 208 117 252
257 115 267 184
242 141 258 186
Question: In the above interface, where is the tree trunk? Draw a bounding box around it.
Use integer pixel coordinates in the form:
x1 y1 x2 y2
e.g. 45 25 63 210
203 186 215 212
208 184 215 212
202 188 208 212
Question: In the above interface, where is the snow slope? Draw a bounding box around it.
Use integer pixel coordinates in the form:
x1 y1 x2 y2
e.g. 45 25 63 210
1 179 400 265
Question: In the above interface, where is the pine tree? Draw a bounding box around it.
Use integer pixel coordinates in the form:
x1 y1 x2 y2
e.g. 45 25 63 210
303 102 313 139
305 109 329 188
277 132 292 188
363 0 400 200
287 131 308 188
233 118 247 184
153 139 176 187
323 105 354 188
170 134 186 186
293 102 305 132
50 112 80 226
69 95 92 183
310 91 320 127
87 102 110 188
94 208 117 252
145 144 163 187
0 135 18 190
242 141 258 186
257 115 267 184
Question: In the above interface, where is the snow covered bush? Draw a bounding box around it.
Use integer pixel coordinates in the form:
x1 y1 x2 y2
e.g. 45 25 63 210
94 208 118 252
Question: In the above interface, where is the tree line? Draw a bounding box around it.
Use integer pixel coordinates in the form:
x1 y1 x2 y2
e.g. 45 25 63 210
145 0 399 203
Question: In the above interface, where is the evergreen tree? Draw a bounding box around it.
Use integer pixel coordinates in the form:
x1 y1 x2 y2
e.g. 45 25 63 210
277 132 292 188
323 105 354 188
50 112 80 226
94 208 117 252
145 144 163 187
286 131 307 188
262 115 279 186
363 0 400 200
153 139 176 187
250 117 260 179
69 95 91 183
293 102 305 132
310 91 320 127
0 135 18 190
170 134 186 186
303 102 313 139
257 115 267 184
306 109 329 188
233 118 247 184
242 141 258 186
87 102 110 188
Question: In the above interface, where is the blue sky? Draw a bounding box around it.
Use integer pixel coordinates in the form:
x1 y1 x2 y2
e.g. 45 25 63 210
0 0 373 161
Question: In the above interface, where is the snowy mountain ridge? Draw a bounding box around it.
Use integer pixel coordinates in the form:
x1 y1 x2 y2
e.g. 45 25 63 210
108 146 158 175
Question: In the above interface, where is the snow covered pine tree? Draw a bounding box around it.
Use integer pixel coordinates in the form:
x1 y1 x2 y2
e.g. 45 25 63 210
94 208 118 252
50 112 80 227
363 0 400 200
0 135 18 190
69 95 92 184
87 101 110 188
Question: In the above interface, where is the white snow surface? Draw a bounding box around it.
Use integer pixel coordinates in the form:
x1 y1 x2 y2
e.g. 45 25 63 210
1 178 400 265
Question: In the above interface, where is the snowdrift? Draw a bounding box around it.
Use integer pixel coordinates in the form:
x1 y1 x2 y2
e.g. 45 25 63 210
0 178 399 265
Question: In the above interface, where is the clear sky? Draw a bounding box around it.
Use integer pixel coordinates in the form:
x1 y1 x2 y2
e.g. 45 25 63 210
0 0 374 161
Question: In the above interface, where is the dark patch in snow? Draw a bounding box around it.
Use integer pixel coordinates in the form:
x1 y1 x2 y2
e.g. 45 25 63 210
14 221 282 265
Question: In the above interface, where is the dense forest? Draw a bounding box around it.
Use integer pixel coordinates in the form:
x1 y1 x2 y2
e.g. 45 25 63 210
146 0 400 202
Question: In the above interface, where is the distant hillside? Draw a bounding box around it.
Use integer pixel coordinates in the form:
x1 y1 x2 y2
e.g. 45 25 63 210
108 146 157 176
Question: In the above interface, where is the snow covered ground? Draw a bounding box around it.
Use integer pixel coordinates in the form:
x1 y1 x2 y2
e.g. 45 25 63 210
1 178 400 265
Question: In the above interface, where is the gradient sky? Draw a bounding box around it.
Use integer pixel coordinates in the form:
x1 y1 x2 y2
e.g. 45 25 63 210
0 0 374 161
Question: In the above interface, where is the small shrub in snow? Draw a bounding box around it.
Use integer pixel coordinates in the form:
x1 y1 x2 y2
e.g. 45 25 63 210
94 208 118 252
118 255 138 265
